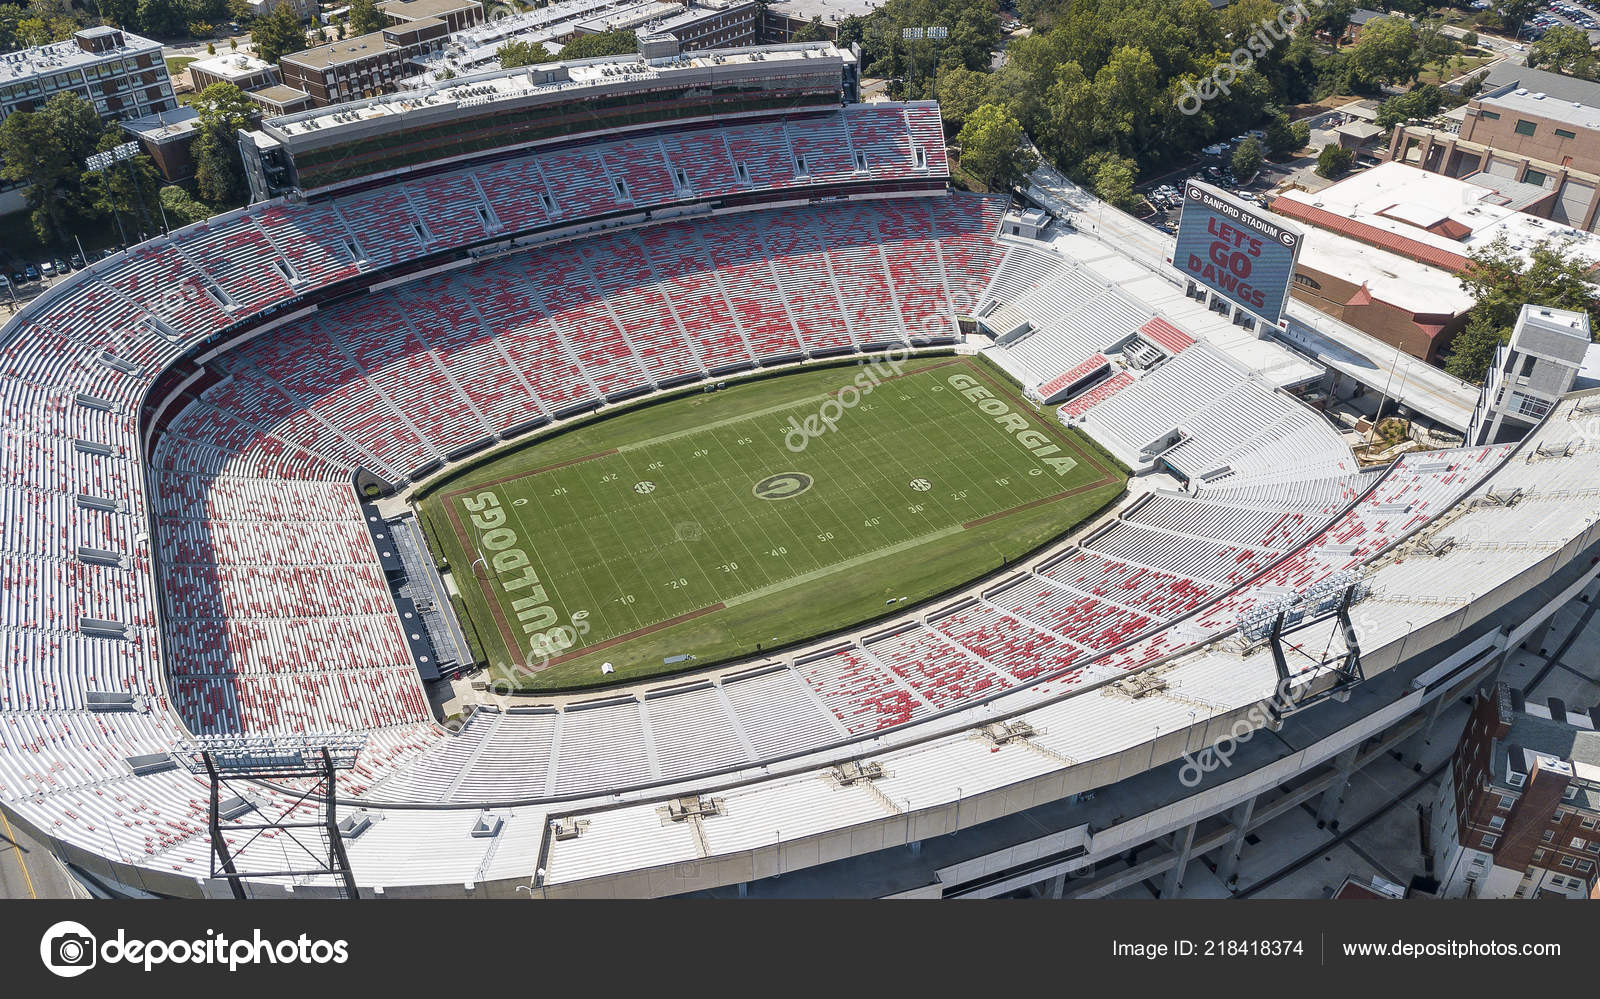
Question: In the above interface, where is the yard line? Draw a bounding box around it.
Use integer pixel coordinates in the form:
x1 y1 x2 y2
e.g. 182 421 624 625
722 525 966 607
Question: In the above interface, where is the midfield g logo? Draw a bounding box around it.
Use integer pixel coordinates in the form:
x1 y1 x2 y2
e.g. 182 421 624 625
752 472 814 500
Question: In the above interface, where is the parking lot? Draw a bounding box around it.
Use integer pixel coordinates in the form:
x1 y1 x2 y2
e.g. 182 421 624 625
1524 0 1600 40
0 246 120 312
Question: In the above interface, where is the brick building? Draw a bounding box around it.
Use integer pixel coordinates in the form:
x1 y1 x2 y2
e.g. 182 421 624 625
1432 683 1600 899
279 0 484 106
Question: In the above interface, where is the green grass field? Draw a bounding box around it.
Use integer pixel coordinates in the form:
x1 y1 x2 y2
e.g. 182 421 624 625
418 355 1126 691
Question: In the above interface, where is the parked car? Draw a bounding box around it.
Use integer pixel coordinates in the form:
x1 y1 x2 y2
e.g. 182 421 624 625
10 270 24 286
39 260 54 279
24 264 39 281
69 253 84 269
53 257 70 275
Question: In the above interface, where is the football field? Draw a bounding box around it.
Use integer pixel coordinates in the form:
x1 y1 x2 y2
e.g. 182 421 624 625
419 354 1126 690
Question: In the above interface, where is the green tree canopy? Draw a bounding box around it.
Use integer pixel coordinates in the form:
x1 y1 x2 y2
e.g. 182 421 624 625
190 82 254 204
0 92 115 246
250 2 306 64
1445 235 1600 381
1085 151 1141 211
135 0 186 36
1315 142 1353 179
1528 24 1598 80
1231 136 1263 180
557 28 637 61
497 38 546 68
1348 16 1421 87
346 0 385 35
956 102 1037 191
934 66 993 132
1375 84 1443 131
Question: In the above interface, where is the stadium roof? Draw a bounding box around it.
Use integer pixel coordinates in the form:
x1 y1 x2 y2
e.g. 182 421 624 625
267 40 852 141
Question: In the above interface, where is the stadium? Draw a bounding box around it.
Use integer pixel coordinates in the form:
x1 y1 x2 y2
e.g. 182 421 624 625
2 39 1600 900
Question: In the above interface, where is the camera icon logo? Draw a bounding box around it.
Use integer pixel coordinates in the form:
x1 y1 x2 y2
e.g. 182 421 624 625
40 920 97 977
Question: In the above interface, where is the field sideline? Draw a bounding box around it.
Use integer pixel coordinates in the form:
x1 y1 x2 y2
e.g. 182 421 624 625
419 354 1127 691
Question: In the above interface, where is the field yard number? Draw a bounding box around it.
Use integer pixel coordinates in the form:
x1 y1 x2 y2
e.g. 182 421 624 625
863 516 881 528
768 546 788 557
816 532 835 542
667 577 689 589
717 562 740 573
617 594 636 605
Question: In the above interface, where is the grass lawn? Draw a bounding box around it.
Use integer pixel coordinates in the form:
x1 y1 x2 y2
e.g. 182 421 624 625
1417 52 1496 87
418 354 1127 692
165 56 198 76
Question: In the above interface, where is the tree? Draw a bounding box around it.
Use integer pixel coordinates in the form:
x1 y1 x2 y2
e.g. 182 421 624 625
1315 143 1353 179
159 184 211 226
792 16 828 43
1231 137 1264 181
956 103 1036 191
1290 119 1310 149
345 0 384 35
1528 24 1598 80
1264 113 1297 158
557 28 638 61
98 0 138 29
934 66 991 133
205 40 215 54
1086 151 1141 211
1375 84 1443 131
135 0 185 36
1311 0 1357 45
1444 234 1600 380
497 39 545 68
1349 16 1421 86
193 129 241 203
0 92 110 246
1498 0 1543 34
1461 30 1478 49
191 82 254 204
250 2 306 65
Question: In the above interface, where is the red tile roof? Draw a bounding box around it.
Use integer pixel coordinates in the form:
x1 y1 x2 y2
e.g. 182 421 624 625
1272 198 1473 273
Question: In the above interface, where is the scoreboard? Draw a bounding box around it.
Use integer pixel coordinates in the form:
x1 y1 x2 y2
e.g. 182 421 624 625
1172 181 1303 326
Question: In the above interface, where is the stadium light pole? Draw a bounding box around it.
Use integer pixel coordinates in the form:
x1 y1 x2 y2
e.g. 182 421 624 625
1367 342 1406 447
86 150 129 249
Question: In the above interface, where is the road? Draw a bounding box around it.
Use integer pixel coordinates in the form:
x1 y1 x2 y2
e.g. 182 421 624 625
1 808 84 899
1022 157 1480 432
